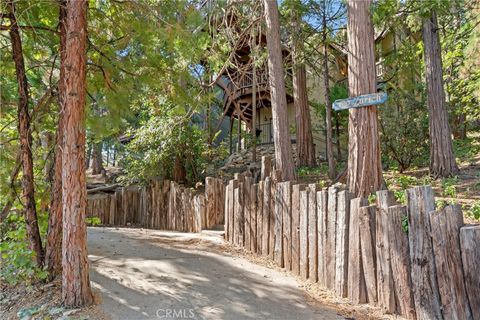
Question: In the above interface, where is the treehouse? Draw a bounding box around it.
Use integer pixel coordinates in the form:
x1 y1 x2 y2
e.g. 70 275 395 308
214 32 351 160
215 35 294 149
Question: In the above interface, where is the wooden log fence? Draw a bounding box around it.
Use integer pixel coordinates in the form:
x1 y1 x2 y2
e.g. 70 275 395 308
224 169 480 320
88 160 480 320
86 177 223 233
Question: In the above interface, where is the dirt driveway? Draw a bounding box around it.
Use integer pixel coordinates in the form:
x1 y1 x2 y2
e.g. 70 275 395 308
88 227 344 320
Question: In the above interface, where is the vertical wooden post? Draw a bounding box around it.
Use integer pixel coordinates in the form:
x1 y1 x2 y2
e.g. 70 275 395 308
115 189 122 226
218 179 225 225
256 182 264 254
138 186 148 228
250 184 258 253
163 180 170 230
274 182 284 267
308 184 318 282
205 177 215 229
281 181 292 269
299 188 309 280
224 180 231 239
387 205 416 319
121 187 127 226
316 189 328 287
262 177 271 255
194 194 205 233
234 181 244 246
109 194 116 225
269 175 276 259
292 184 306 275
407 186 442 319
376 190 396 313
261 156 272 181
149 181 155 229
460 225 480 320
335 190 352 297
359 205 377 303
168 181 175 230
228 180 238 243
326 185 339 289
181 189 188 232
430 205 472 320
348 197 368 303
244 176 252 251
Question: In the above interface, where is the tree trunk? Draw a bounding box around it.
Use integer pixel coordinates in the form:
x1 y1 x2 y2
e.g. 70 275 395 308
422 10 459 178
346 0 383 197
322 5 335 179
264 0 296 181
7 0 44 267
293 66 316 168
61 0 93 307
91 142 104 174
453 114 467 140
173 153 186 184
292 4 316 168
335 114 341 160
45 0 67 279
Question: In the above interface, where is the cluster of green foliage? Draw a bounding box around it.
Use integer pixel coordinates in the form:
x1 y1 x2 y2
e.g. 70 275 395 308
1 0 479 287
373 0 480 172
0 213 48 285
85 216 102 226
453 136 480 163
0 0 231 285
465 202 480 220
120 114 210 185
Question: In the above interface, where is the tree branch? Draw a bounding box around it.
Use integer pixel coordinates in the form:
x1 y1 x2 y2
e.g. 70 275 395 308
0 24 59 34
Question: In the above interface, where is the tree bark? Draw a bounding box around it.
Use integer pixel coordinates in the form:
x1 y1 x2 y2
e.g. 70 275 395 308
264 0 296 181
91 142 104 174
7 0 44 267
346 0 383 197
335 114 341 159
61 0 93 307
422 10 459 178
45 0 67 279
173 152 186 184
292 3 316 168
293 65 316 168
322 4 335 179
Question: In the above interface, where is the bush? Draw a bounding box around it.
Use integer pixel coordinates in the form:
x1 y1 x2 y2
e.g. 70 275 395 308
0 213 48 285
86 216 102 226
379 90 429 172
465 202 480 220
120 114 215 186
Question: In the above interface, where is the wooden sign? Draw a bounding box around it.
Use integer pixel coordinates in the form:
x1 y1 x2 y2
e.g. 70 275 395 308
333 92 388 111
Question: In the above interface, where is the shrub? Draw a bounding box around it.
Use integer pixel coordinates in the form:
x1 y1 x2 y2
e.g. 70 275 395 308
0 213 48 285
465 202 480 220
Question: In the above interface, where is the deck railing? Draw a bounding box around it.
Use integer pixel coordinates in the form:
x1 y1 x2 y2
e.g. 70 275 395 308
256 122 273 145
